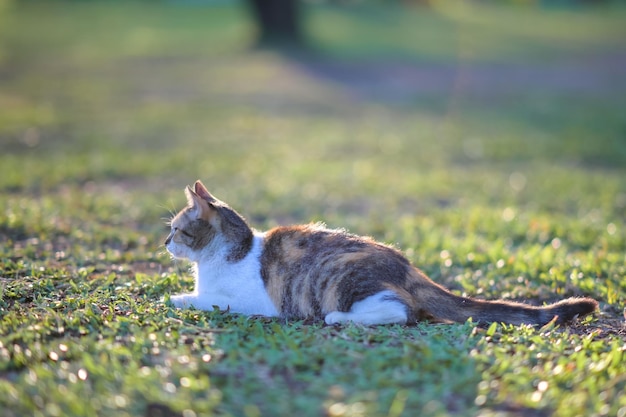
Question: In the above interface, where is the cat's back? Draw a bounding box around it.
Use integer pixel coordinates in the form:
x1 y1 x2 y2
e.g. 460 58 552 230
260 223 385 264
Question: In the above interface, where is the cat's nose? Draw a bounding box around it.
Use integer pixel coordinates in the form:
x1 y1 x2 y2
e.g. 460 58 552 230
164 230 174 245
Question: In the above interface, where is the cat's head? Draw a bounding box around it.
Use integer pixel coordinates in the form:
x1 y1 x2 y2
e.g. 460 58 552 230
165 180 253 262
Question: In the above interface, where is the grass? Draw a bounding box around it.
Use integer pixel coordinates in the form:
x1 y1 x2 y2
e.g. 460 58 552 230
1 1 625 416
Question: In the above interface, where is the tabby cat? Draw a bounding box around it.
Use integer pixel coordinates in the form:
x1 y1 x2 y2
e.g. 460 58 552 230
164 180 597 326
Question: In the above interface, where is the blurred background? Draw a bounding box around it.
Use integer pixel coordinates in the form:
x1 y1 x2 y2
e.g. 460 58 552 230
1 0 625 232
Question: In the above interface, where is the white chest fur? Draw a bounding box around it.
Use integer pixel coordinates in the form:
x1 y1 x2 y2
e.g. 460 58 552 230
169 233 279 317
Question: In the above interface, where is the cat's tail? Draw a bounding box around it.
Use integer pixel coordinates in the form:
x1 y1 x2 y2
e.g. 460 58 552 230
410 270 598 326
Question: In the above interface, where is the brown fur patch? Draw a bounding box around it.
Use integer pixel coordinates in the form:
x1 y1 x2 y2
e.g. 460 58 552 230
333 251 372 264
280 235 308 261
319 279 341 313
264 262 284 309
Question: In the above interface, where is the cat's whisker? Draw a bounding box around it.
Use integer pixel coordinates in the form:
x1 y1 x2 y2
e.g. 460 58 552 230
158 203 177 226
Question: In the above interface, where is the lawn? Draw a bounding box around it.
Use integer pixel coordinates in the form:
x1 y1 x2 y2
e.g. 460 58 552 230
1 1 625 416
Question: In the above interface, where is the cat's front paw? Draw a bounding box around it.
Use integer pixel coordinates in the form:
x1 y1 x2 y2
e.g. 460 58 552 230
169 294 196 309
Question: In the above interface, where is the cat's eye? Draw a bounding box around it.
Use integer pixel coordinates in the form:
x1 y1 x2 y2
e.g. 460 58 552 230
179 229 193 238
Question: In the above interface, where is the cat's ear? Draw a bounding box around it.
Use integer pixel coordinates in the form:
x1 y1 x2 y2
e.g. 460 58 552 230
193 180 219 204
185 185 216 222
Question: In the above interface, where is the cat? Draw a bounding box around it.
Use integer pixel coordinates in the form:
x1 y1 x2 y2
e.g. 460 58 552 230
164 180 598 326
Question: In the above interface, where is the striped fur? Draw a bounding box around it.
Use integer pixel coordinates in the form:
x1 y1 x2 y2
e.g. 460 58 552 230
165 180 598 326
